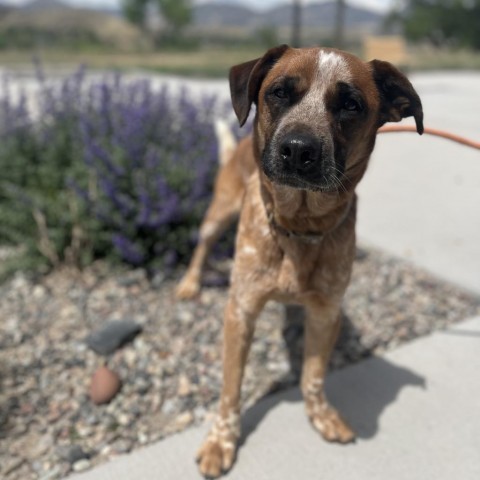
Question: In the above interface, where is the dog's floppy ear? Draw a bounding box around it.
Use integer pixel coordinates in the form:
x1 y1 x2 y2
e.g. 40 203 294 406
229 44 290 126
370 59 424 135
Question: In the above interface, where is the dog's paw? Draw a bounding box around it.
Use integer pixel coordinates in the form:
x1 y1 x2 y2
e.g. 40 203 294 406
196 437 236 479
175 276 200 300
309 405 355 443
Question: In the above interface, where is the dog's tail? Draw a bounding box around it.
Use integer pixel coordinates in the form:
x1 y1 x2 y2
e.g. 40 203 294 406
214 119 237 166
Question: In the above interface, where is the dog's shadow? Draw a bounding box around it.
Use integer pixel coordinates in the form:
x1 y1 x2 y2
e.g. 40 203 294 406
239 305 426 446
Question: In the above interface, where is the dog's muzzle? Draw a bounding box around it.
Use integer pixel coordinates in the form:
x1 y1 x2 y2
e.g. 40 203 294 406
262 131 337 191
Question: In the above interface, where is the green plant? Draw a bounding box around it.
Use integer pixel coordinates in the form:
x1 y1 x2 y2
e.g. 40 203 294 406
0 65 242 279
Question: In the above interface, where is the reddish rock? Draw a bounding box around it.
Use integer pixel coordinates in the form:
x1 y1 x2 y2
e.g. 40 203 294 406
89 366 121 405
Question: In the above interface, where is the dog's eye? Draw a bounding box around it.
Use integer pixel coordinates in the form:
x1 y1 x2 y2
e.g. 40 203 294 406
273 88 288 99
343 98 361 111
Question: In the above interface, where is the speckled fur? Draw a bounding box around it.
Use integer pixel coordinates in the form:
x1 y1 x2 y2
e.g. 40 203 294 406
177 46 423 478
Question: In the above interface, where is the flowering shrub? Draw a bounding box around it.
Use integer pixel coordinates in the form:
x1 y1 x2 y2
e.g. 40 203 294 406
0 66 244 277
0 68 90 274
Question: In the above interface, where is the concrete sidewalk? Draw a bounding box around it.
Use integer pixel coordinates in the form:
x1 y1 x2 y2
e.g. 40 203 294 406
71 316 480 480
357 72 480 294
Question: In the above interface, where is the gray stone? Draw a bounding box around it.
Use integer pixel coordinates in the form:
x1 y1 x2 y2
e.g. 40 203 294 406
59 445 90 464
85 320 142 355
3 457 25 475
116 270 146 287
38 466 61 480
72 459 91 472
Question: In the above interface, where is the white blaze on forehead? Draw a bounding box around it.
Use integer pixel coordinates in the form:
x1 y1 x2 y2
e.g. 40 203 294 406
317 50 351 83
313 50 352 102
278 49 351 130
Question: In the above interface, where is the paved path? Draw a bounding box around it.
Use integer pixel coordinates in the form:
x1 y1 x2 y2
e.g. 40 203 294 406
357 72 480 294
71 316 480 480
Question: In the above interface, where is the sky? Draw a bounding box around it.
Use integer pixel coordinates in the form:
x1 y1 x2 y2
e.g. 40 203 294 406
1 0 396 14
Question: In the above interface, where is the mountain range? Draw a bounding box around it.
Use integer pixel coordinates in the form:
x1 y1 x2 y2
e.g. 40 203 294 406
194 1 383 28
1 0 384 30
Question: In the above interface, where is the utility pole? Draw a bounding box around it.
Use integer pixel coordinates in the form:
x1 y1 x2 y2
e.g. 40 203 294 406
292 0 302 48
334 0 346 49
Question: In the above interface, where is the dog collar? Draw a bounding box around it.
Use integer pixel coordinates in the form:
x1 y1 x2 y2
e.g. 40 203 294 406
267 200 352 246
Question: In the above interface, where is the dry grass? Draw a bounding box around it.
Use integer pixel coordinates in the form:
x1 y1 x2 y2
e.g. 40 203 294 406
406 45 480 71
0 45 479 77
0 8 147 51
0 47 267 77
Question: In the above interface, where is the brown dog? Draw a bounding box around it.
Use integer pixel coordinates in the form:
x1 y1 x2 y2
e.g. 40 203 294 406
176 45 423 478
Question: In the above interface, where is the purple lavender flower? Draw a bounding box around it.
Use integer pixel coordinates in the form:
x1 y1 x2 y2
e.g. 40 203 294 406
112 234 145 265
1 64 248 270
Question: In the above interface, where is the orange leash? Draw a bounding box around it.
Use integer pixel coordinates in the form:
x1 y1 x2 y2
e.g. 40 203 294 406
378 125 480 150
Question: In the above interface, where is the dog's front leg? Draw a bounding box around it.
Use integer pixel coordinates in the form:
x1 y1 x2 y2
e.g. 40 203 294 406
175 206 237 300
302 301 355 443
197 292 264 478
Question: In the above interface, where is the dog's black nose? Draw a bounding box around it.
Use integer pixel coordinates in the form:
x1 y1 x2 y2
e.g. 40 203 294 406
279 134 322 173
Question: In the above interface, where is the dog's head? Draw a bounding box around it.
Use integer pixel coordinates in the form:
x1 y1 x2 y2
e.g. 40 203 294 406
230 45 423 193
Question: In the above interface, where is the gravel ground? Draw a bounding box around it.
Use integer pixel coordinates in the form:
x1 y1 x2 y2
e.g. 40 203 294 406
1 245 479 479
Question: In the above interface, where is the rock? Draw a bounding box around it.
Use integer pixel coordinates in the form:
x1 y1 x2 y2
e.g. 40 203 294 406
3 456 25 475
58 444 89 464
193 406 207 420
27 433 54 458
117 413 131 426
123 349 138 368
76 423 93 437
72 459 91 472
151 272 166 288
89 366 121 405
133 373 150 395
174 411 194 429
177 374 191 397
111 438 133 454
86 320 142 355
33 285 47 299
116 269 146 287
38 466 61 480
161 398 176 415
